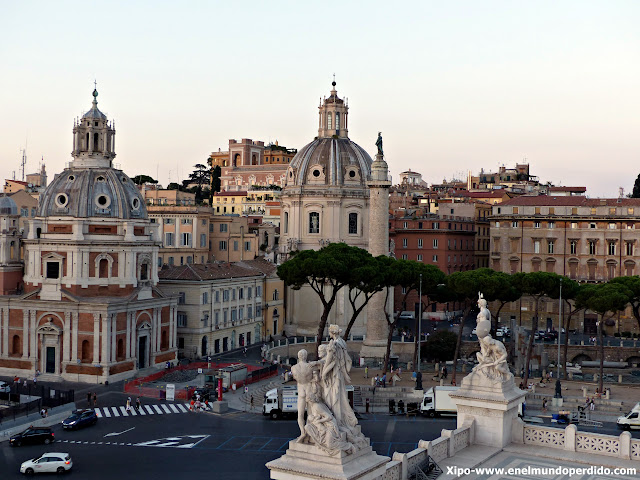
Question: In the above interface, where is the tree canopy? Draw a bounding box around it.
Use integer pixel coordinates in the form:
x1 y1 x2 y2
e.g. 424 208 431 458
132 174 158 185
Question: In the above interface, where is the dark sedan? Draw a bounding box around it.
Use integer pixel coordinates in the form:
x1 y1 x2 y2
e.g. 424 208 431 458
62 409 98 430
10 427 54 447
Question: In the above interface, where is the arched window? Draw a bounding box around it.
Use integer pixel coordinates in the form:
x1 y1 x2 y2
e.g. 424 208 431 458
99 258 109 278
139 263 149 281
335 112 340 130
93 132 99 151
309 212 320 234
85 132 89 149
273 289 279 301
327 113 332 130
11 335 20 355
81 340 91 362
117 338 124 360
284 212 289 234
348 213 358 235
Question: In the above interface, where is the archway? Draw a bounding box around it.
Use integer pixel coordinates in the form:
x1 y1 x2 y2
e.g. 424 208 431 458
571 354 592 366
136 314 152 369
627 356 640 367
37 322 62 374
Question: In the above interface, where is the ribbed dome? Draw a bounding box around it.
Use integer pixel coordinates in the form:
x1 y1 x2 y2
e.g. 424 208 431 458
0 195 18 216
285 137 372 187
38 167 146 219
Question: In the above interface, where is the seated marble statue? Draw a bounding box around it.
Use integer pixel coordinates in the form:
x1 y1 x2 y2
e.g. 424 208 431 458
304 370 355 456
473 294 511 381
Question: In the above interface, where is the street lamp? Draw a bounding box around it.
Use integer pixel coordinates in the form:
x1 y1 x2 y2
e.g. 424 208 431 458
557 278 562 379
417 274 422 372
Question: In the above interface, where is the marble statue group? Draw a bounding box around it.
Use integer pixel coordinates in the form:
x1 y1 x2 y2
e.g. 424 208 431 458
473 294 511 381
291 324 368 456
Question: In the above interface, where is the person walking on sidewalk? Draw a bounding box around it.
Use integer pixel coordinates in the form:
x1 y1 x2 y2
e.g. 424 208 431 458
87 392 92 407
250 394 254 411
93 392 97 407
542 397 548 413
136 397 141 411
364 366 368 379
126 397 132 412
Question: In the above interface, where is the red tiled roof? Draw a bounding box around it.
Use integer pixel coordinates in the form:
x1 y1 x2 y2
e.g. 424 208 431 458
548 186 587 193
456 191 512 198
500 196 640 207
214 191 248 196
158 258 276 282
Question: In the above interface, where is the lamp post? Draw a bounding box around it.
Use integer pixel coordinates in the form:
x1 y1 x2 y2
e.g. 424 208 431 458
417 274 422 372
557 278 562 379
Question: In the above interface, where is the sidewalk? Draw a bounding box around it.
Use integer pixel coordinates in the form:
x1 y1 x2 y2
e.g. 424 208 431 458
0 403 76 443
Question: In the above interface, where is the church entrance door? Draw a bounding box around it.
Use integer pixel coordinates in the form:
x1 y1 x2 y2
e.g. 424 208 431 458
45 347 56 374
138 336 147 369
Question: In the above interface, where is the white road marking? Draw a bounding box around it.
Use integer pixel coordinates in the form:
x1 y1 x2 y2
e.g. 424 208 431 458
169 404 180 413
177 404 188 413
111 407 120 417
161 404 171 414
103 408 111 418
119 406 128 416
152 405 163 414
94 408 103 418
144 405 154 414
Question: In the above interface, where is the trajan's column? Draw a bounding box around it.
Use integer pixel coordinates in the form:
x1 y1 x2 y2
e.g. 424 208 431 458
360 134 392 359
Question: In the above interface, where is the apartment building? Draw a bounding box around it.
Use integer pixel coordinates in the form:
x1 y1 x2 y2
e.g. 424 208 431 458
148 205 213 266
157 259 283 359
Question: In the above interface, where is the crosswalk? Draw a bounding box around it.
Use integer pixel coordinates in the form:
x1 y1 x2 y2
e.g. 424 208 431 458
93 403 191 418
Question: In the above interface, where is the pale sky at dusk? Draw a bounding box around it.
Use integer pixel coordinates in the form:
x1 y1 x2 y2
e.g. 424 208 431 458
1 1 639 197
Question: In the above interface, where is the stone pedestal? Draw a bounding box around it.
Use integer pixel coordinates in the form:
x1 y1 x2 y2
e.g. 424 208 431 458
449 372 526 448
552 397 563 407
266 435 389 480
211 400 228 413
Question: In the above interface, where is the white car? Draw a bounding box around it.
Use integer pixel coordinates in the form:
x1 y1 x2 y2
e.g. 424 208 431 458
20 453 72 475
0 380 10 393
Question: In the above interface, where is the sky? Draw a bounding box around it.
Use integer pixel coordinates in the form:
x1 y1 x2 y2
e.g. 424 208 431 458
1 1 639 197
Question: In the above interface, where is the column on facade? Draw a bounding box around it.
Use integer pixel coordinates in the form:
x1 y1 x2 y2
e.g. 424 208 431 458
168 306 174 349
130 312 137 360
110 314 117 362
29 311 36 361
93 313 100 363
172 306 178 348
81 250 90 279
101 311 110 364
71 312 79 362
155 308 161 351
125 311 131 359
1 307 8 357
63 312 71 363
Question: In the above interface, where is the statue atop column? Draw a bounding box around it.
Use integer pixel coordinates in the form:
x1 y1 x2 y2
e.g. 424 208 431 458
472 294 511 382
375 132 383 156
291 324 367 456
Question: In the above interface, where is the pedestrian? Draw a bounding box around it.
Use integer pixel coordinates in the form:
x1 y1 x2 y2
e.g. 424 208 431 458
93 392 97 407
374 374 379 387
364 366 368 379
381 373 387 388
590 398 595 411
250 394 254 410
33 376 37 385
23 379 27 388
126 396 132 412
136 397 141 411
443 366 448 379
542 397 547 413
87 392 92 407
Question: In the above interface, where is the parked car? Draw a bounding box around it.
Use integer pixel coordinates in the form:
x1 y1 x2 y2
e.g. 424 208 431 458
20 452 72 475
10 427 54 447
0 380 10 393
62 409 98 430
534 330 546 340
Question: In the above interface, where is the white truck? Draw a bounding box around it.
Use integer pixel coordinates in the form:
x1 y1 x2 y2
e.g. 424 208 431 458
263 385 298 419
420 386 459 417
617 403 640 430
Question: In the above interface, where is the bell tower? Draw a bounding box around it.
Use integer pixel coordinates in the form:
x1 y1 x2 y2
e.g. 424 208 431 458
0 196 23 295
317 78 349 139
71 85 116 168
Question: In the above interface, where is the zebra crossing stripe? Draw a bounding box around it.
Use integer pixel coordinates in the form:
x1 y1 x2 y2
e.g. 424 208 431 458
137 406 146 415
111 407 120 417
152 405 163 414
161 404 171 414
177 404 188 413
144 405 155 414
129 408 137 415
119 406 128 416
103 408 111 418
169 404 180 413
94 408 103 418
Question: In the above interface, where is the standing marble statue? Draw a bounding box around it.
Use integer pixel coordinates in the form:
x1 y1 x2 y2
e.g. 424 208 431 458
473 294 511 381
291 324 367 456
375 132 383 156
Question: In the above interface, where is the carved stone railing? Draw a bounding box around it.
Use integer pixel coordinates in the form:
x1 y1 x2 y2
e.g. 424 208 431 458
517 422 634 460
523 425 565 447
381 460 402 480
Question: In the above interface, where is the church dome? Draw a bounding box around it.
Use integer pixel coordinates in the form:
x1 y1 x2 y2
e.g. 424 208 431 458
0 195 18 216
37 167 146 219
285 137 372 187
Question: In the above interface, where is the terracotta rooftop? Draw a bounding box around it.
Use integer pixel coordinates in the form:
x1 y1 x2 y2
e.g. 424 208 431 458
158 258 276 282
548 186 587 193
500 196 640 207
214 191 248 196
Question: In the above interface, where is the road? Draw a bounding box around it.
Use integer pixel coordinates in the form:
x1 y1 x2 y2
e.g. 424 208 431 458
0 401 456 479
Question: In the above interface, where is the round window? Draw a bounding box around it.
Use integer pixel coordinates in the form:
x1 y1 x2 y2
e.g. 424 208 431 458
349 170 356 178
68 175 75 181
132 198 140 210
121 177 127 183
96 176 105 182
313 169 320 178
95 194 111 209
55 194 68 207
